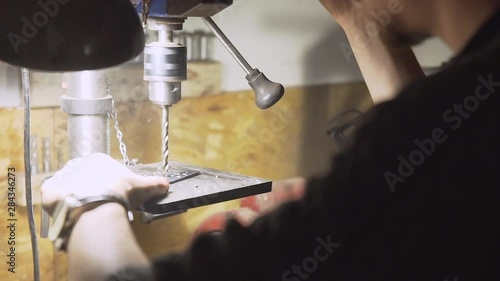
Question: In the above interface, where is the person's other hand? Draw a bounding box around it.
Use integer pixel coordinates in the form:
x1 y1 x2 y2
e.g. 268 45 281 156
319 0 375 30
191 207 260 240
41 153 169 216
262 177 307 212
241 177 307 213
193 177 307 238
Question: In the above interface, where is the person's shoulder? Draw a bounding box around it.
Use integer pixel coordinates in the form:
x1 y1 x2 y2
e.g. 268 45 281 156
398 41 500 105
361 41 500 130
353 42 500 145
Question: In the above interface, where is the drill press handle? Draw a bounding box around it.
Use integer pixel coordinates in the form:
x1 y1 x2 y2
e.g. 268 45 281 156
246 69 285 109
202 17 284 109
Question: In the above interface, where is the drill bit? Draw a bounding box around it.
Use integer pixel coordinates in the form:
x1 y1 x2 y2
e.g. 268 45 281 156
141 0 152 29
162 105 170 176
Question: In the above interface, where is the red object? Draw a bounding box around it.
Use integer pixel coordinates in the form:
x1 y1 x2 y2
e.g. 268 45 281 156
192 179 307 241
191 211 233 240
240 179 306 213
240 195 260 212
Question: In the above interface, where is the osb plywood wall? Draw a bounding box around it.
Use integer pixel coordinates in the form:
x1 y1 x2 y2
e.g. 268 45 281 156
0 83 371 281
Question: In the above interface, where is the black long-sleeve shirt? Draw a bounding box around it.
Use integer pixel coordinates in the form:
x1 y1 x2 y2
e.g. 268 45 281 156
120 11 500 281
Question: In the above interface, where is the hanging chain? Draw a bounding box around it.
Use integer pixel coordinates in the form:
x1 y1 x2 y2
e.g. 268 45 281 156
107 86 133 166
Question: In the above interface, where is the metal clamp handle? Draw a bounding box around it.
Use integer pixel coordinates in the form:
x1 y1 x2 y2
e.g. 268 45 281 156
202 17 284 109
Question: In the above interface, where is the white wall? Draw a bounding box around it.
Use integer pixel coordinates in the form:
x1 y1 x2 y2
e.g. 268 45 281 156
0 65 21 107
0 0 454 107
183 0 453 92
413 37 452 68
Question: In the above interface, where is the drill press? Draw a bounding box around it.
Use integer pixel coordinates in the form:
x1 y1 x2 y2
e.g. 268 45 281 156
0 1 285 278
139 0 285 177
134 0 286 222
143 18 187 175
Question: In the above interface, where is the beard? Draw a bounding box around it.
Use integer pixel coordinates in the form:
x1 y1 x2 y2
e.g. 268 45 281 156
380 24 431 47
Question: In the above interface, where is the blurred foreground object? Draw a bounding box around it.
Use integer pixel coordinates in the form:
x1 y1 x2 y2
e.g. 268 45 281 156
0 0 145 71
192 178 306 239
240 177 306 213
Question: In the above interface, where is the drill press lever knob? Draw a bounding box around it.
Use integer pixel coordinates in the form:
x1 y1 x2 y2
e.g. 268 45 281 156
246 69 285 109
202 17 284 109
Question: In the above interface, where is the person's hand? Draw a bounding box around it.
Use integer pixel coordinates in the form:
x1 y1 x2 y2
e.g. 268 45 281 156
319 0 372 30
41 153 169 216
241 177 307 213
192 177 307 238
320 0 424 104
261 177 307 212
191 208 260 240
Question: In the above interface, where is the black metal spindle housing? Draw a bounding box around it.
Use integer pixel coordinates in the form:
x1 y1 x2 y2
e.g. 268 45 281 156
0 0 145 71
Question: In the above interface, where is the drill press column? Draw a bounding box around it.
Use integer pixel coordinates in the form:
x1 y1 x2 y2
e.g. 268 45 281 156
62 70 112 159
144 19 187 175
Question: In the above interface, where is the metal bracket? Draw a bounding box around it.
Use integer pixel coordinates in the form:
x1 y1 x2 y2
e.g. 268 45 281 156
135 0 233 18
139 210 187 224
60 95 113 115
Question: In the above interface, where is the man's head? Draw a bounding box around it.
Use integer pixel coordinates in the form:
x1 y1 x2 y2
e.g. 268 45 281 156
318 0 436 46
320 0 500 50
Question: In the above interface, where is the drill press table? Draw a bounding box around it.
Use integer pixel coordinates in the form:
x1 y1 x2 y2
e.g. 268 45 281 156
131 162 272 222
